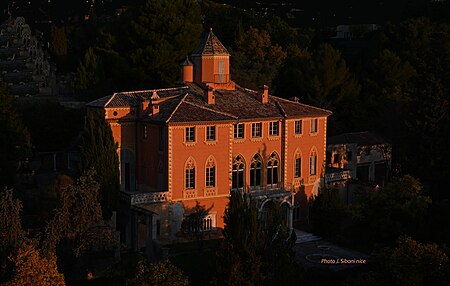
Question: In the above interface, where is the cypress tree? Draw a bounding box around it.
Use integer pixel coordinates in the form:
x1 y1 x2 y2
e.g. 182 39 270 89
214 192 264 286
0 78 30 189
78 112 119 219
214 192 302 286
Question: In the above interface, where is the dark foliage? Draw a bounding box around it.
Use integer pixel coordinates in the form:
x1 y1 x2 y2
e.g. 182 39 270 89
0 78 31 189
78 112 119 219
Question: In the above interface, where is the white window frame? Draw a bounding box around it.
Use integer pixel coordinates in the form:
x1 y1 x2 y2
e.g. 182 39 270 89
206 125 216 141
269 121 279 136
185 127 195 142
310 118 318 133
234 123 244 139
252 122 262 138
295 120 302 135
206 166 215 187
185 167 195 189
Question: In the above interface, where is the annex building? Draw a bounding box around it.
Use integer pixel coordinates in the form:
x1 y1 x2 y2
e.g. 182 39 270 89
88 30 332 248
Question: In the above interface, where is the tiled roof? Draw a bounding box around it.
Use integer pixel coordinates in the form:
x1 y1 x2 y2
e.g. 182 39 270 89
274 97 332 118
87 83 332 124
86 95 111 107
191 29 230 56
328 131 390 146
86 87 189 108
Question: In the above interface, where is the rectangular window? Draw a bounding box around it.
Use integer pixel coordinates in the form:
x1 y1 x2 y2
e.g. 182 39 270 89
347 151 352 162
311 118 318 133
252 122 262 138
206 166 215 187
333 154 340 164
206 126 216 141
233 123 244 139
295 120 302 134
269 121 279 136
185 168 195 189
158 126 164 151
218 60 225 83
310 155 317 175
294 157 301 178
185 127 195 142
143 125 148 139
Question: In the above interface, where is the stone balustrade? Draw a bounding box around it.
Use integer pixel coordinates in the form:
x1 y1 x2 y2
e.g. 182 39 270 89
121 191 168 205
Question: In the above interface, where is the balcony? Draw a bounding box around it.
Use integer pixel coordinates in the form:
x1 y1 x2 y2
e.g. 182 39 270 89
325 167 350 183
121 191 168 206
234 182 294 201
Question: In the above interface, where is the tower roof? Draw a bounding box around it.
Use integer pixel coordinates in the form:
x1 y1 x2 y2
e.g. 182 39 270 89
180 56 193 66
191 28 230 56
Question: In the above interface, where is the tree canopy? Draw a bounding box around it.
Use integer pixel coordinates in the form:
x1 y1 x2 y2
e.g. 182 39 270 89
3 243 66 286
214 192 301 286
0 188 25 283
231 27 286 90
379 236 449 286
75 48 108 102
43 169 103 256
124 0 203 87
126 259 189 286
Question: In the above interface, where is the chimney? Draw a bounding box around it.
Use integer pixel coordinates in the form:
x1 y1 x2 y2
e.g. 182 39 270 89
258 85 269 104
151 91 160 115
289 96 300 103
204 85 215 104
180 56 193 83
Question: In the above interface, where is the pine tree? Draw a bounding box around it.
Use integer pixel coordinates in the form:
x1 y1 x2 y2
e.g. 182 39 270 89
75 48 108 101
231 27 287 90
78 113 119 219
126 0 203 87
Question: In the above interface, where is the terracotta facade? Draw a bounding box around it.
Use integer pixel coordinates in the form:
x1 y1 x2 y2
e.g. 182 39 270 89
87 30 331 242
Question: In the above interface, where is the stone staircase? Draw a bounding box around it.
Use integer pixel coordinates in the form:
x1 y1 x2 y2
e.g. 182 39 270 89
294 229 321 244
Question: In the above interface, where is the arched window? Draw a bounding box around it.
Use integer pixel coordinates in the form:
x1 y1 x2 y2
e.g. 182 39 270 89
310 148 317 176
185 158 196 189
205 156 216 188
267 152 279 187
232 155 245 190
250 154 263 189
294 149 302 178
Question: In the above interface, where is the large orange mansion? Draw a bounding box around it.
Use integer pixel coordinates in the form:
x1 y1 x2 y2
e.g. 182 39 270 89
88 30 331 244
